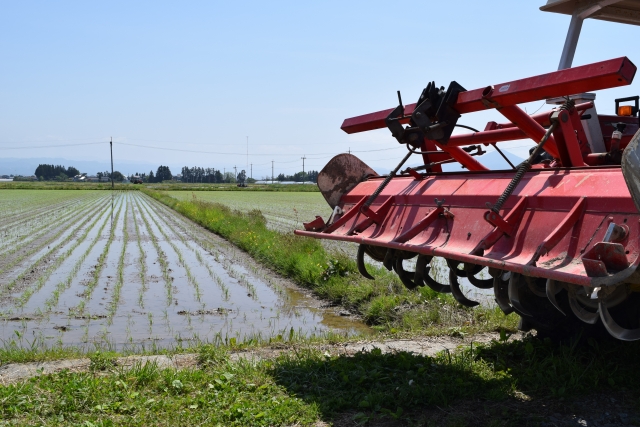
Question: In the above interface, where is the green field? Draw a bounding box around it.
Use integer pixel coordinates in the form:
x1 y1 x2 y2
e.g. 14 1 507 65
168 191 332 231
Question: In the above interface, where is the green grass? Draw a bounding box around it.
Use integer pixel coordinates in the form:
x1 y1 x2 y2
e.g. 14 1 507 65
1 336 640 426
142 189 518 336
0 340 85 365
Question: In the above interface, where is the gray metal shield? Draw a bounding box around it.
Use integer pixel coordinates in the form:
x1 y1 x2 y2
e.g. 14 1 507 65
317 154 378 209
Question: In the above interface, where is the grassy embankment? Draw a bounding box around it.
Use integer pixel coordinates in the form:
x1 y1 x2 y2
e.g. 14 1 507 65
142 189 517 336
2 334 640 425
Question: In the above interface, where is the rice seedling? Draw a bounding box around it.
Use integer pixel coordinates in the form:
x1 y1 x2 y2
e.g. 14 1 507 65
107 194 130 322
133 196 173 306
131 200 148 308
73 196 124 315
1 198 112 309
138 196 232 297
0 195 100 253
137 197 203 301
147 311 153 334
43 204 113 310
16 197 111 307
0 191 99 236
0 195 109 277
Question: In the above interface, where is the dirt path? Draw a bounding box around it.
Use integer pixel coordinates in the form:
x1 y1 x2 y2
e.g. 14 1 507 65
0 332 515 384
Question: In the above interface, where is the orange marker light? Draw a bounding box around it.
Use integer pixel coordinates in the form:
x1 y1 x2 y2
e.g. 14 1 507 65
618 105 634 116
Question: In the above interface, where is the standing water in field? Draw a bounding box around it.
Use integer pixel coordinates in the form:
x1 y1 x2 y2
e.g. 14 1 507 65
171 190 497 307
0 190 368 350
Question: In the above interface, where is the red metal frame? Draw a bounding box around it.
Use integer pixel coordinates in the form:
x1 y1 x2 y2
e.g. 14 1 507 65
298 57 640 289
341 57 635 134
297 169 640 287
444 102 593 148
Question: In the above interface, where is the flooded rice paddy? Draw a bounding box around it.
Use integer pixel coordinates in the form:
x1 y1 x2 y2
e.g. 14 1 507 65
172 190 495 306
0 190 368 350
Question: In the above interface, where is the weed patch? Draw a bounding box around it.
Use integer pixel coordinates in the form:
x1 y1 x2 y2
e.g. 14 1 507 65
89 350 117 372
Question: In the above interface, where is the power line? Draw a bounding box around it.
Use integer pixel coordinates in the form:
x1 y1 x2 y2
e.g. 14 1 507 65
0 141 105 150
0 137 539 165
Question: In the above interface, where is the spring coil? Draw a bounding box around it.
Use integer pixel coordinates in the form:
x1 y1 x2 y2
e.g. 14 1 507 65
363 149 413 209
491 162 532 213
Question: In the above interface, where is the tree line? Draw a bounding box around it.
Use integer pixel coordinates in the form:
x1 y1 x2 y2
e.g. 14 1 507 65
274 170 318 182
129 166 172 183
35 164 80 181
34 163 319 183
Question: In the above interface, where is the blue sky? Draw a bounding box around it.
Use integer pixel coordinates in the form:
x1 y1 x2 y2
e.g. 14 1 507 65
1 1 639 177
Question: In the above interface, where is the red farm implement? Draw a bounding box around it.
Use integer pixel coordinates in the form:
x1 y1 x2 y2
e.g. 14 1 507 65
295 0 640 341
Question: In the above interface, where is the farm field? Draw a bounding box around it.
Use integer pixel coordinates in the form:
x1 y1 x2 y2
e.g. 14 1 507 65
168 190 332 232
0 190 367 350
168 190 495 305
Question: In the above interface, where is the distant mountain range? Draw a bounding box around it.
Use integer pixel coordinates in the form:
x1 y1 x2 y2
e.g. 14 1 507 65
371 149 524 175
441 149 525 172
1 150 525 179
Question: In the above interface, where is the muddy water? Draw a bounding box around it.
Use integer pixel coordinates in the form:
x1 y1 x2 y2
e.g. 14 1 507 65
0 191 369 350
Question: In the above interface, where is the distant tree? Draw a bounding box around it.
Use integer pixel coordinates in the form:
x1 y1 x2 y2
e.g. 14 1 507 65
237 170 247 185
177 166 231 183
223 172 235 183
66 166 80 177
147 170 155 183
155 165 172 182
307 170 319 183
270 170 319 183
181 166 190 182
35 164 78 181
97 172 104 181
112 171 124 182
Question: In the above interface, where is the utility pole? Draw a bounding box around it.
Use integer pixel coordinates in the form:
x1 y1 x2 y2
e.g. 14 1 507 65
271 160 274 184
110 137 114 189
234 165 237 182
250 163 252 179
301 155 306 184
348 147 351 154
246 136 249 176
224 168 225 182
